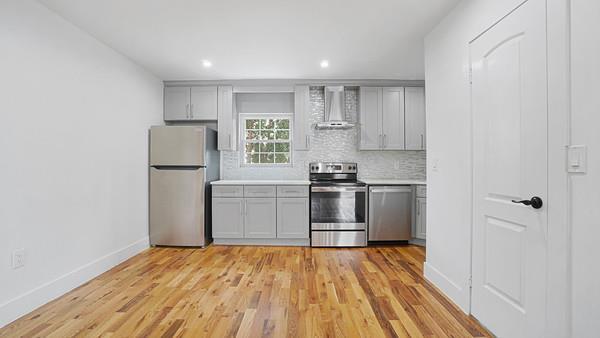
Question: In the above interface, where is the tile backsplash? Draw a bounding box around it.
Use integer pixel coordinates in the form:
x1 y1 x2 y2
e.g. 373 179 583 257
221 87 426 180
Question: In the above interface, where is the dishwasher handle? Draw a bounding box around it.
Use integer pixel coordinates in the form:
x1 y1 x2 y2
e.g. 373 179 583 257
369 186 412 193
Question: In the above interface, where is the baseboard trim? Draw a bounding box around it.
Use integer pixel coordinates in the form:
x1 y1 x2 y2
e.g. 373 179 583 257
213 238 310 246
424 261 470 314
0 237 149 328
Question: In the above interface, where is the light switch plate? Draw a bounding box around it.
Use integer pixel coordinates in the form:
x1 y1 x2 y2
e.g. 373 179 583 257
567 145 587 173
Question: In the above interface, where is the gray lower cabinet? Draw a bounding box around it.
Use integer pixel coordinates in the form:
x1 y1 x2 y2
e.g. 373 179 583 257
212 198 244 238
415 197 427 239
244 198 277 238
277 198 309 238
414 185 427 240
212 185 309 242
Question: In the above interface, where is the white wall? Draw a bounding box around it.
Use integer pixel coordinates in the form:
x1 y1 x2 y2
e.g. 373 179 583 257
570 0 600 335
0 0 163 327
423 0 526 313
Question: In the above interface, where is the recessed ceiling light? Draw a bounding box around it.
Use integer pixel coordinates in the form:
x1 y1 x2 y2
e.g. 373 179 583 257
202 60 212 68
320 60 329 68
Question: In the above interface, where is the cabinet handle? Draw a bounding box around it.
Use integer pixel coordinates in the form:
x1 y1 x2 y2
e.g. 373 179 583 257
421 134 424 149
306 135 310 149
228 134 232 148
379 134 382 149
384 134 387 148
190 104 194 118
186 104 190 118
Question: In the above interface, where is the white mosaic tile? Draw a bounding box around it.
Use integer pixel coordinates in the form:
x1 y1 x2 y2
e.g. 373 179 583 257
221 87 426 180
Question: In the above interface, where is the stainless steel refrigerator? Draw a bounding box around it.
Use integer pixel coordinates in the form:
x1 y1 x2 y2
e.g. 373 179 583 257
149 126 219 247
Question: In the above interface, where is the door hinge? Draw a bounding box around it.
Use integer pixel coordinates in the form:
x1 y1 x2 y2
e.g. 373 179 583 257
468 67 473 84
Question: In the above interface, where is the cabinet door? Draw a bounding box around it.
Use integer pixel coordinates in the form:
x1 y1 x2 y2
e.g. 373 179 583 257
381 87 405 150
190 86 218 120
164 87 190 121
277 198 309 238
405 87 426 150
359 87 382 150
217 85 235 150
244 198 276 238
212 198 244 238
416 197 427 239
294 85 310 150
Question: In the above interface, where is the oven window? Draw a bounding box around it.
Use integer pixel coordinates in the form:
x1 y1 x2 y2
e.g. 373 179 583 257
311 191 366 224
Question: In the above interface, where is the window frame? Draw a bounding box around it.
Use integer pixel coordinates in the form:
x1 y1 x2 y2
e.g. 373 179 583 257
239 113 294 167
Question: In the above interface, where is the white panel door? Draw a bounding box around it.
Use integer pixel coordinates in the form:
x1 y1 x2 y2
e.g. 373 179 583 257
164 87 190 121
359 87 382 150
471 1 547 337
212 198 244 238
381 87 405 150
244 198 276 238
277 198 309 238
405 87 426 150
190 86 218 120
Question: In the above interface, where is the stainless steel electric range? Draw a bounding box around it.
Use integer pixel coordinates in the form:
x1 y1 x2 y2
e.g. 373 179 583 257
309 162 367 247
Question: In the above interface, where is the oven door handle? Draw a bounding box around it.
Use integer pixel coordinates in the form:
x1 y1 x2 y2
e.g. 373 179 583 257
311 186 366 193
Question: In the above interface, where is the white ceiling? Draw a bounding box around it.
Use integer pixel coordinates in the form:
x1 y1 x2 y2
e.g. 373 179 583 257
37 0 460 80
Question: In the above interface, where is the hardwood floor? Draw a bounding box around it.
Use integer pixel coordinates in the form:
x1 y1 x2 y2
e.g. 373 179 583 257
0 245 490 337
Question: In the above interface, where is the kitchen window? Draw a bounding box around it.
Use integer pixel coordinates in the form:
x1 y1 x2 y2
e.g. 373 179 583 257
240 114 292 166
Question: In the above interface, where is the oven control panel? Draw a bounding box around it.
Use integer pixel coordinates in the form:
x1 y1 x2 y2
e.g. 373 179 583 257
309 162 357 174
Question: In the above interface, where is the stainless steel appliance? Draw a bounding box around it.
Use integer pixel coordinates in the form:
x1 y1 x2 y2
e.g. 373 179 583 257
368 186 412 241
149 126 219 247
315 86 355 130
310 162 367 247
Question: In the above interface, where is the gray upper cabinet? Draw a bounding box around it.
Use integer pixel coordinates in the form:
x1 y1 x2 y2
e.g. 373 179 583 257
381 87 406 150
244 198 277 238
217 85 235 151
405 87 426 150
212 197 244 238
359 87 382 150
277 198 309 238
190 86 218 120
360 87 405 150
164 86 217 121
359 86 425 151
164 87 190 121
294 85 310 151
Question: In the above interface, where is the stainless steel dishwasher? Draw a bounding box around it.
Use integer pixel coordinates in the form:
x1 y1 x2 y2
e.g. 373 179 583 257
368 186 412 241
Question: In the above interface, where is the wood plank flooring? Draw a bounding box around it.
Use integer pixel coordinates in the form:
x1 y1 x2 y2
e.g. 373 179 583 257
0 245 490 337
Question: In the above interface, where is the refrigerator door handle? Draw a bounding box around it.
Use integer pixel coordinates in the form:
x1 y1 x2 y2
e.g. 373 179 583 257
151 166 203 170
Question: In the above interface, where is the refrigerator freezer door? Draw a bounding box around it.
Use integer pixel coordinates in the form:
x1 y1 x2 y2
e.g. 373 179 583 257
368 186 412 241
150 167 206 246
150 126 205 166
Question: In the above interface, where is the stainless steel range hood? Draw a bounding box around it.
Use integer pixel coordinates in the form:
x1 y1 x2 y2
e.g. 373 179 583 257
315 86 355 130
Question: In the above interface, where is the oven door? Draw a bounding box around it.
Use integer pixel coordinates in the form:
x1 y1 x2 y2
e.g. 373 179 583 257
310 186 367 230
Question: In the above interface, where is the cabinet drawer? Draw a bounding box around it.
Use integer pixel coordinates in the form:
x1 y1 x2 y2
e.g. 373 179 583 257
415 185 427 198
213 185 243 198
244 185 276 198
277 185 309 198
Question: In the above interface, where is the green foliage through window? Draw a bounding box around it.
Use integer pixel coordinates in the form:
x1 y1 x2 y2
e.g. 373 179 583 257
242 116 291 165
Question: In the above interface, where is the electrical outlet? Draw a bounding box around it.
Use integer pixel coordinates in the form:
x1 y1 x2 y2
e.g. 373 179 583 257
394 160 400 170
12 249 25 269
432 159 440 172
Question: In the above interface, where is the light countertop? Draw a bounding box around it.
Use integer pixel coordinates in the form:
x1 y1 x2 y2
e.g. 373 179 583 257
361 179 426 185
211 180 311 186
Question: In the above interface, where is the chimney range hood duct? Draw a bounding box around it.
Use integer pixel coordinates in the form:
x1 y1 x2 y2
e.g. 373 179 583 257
315 86 355 130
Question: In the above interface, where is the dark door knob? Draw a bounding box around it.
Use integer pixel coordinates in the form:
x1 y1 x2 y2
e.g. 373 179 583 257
512 196 543 209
